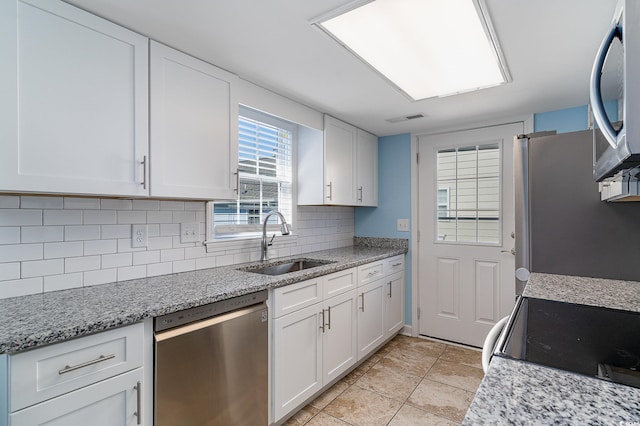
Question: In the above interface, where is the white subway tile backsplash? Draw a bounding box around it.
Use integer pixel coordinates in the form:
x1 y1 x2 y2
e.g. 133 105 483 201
147 262 173 277
101 224 131 239
65 225 100 241
133 250 160 265
160 201 184 211
147 211 172 224
173 259 195 273
195 256 216 270
44 273 83 292
21 226 64 243
0 227 20 244
0 243 43 262
22 259 64 278
0 209 42 226
117 211 146 224
65 256 100 273
84 268 117 286
64 197 101 210
0 277 42 298
21 196 63 209
132 199 159 210
0 262 20 281
83 210 116 225
0 197 354 299
84 239 117 256
161 248 184 263
101 199 132 210
117 265 146 281
0 196 20 209
44 210 82 226
173 211 195 223
44 242 83 259
102 253 132 269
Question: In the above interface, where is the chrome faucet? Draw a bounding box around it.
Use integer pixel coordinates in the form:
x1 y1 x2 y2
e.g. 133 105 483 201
261 211 291 261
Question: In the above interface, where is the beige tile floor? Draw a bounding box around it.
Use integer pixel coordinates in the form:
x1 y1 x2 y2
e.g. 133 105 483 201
283 334 483 426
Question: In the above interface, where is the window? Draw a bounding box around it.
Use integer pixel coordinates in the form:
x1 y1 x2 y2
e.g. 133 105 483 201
211 107 294 239
436 143 500 244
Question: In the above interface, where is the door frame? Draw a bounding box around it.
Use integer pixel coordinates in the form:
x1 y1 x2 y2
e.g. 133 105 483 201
408 115 533 337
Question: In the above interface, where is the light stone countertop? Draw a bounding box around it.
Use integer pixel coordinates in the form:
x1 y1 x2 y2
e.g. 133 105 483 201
463 272 640 425
0 239 407 354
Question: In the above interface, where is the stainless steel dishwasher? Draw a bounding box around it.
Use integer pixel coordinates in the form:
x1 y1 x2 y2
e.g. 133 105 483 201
154 290 268 426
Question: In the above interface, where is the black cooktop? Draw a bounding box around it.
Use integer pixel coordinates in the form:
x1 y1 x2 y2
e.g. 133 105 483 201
496 297 640 388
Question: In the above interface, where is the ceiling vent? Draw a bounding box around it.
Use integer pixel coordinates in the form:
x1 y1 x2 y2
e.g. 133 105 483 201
385 113 425 123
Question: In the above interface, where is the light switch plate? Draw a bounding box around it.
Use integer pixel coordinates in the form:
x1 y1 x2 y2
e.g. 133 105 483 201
396 218 410 232
181 222 199 243
131 224 148 248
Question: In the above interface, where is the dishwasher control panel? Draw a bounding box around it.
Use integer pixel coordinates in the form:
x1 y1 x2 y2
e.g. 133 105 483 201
154 290 268 332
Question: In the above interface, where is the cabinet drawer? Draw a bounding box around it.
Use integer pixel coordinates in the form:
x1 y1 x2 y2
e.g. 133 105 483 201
10 322 143 412
357 262 384 286
385 255 405 275
323 269 356 299
272 278 323 318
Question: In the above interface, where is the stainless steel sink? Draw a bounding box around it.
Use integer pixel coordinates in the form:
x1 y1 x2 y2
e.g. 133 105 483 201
239 259 335 276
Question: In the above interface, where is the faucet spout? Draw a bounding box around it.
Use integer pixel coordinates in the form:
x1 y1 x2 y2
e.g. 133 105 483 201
261 211 291 261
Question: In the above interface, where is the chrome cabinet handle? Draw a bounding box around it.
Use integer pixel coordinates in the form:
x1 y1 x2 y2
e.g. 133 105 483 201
360 293 365 312
134 381 142 425
358 186 363 202
367 270 379 277
326 181 333 200
391 262 402 267
327 306 331 330
141 156 147 189
388 281 392 298
319 310 325 333
233 169 239 193
58 353 116 375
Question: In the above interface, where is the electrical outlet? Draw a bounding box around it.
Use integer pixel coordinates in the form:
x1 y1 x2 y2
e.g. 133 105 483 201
396 218 410 232
131 224 148 248
181 222 199 243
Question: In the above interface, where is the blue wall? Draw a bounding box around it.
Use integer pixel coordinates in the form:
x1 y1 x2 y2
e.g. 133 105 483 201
355 133 413 325
534 102 618 133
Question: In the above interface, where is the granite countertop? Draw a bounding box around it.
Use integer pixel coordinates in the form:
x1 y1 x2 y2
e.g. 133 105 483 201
463 272 640 425
0 239 407 354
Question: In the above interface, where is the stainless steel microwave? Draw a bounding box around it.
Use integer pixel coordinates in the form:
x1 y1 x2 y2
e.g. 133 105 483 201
591 0 640 182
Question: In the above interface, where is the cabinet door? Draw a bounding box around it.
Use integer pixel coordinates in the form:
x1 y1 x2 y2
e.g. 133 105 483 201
273 304 322 422
324 116 356 205
322 290 357 384
356 280 386 360
384 272 405 337
0 0 149 196
356 129 378 206
150 41 238 199
10 368 143 426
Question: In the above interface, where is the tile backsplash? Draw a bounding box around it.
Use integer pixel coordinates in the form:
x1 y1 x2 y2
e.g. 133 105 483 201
0 195 354 299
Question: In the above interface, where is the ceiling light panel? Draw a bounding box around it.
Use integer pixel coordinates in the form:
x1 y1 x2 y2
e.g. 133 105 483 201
316 0 510 101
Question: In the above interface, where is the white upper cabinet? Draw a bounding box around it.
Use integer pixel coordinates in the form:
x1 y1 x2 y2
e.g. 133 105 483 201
324 116 357 205
0 0 149 197
150 41 239 200
298 115 378 206
356 129 378 206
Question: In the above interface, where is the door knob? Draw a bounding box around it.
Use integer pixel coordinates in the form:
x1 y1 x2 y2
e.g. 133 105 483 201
501 248 516 255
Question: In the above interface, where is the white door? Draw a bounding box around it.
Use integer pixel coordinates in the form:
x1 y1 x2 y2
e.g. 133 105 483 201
417 123 522 347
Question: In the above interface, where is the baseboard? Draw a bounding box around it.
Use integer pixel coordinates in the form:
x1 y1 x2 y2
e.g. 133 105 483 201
400 324 413 336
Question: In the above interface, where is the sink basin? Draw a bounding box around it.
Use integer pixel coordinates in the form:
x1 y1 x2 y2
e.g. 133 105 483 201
497 297 640 388
239 259 335 276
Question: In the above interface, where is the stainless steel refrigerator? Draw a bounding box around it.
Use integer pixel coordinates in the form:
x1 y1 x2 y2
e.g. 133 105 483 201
514 129 640 295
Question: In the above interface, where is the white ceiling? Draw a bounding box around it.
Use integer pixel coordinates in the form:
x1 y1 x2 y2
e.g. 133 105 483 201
66 0 618 136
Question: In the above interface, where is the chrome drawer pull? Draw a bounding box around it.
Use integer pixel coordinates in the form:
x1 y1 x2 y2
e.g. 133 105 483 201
134 381 142 425
58 353 116 375
392 262 402 267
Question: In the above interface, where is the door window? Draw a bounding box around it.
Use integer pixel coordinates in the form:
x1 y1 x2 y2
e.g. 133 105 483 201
436 143 500 244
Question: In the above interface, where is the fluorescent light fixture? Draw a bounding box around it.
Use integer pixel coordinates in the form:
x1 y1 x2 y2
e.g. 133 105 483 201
315 0 510 100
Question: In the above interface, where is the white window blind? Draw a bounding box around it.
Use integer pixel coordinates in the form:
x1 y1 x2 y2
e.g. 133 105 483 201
212 109 293 238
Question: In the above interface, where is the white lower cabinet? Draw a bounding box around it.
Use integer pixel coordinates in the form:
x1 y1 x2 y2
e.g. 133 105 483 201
384 272 405 337
356 280 386 360
10 368 143 426
4 322 149 426
322 290 357 384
